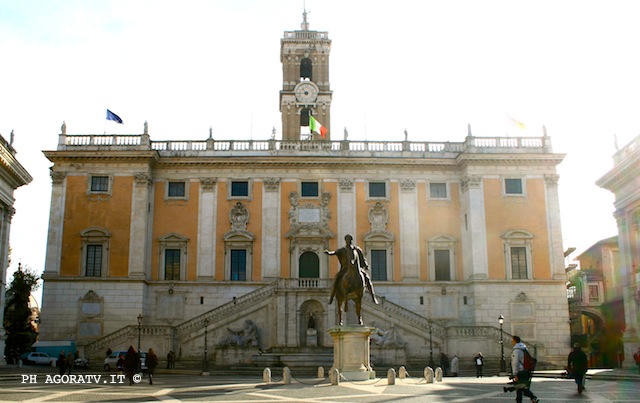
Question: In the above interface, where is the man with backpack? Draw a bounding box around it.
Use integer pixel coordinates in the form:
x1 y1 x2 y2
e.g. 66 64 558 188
511 335 539 403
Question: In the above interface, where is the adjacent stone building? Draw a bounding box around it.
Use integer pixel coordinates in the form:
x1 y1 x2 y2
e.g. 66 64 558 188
38 15 570 369
0 132 33 364
597 134 640 368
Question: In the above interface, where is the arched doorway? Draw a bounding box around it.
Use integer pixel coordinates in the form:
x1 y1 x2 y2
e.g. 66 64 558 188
299 299 325 347
299 251 319 278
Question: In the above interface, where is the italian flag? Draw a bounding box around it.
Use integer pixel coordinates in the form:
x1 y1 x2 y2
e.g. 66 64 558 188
309 116 327 138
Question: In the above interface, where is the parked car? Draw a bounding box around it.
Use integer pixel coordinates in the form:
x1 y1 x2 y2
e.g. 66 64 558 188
23 352 57 366
74 357 89 369
104 350 147 372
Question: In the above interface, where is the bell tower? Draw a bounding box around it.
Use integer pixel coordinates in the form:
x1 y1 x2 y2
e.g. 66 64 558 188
280 10 332 140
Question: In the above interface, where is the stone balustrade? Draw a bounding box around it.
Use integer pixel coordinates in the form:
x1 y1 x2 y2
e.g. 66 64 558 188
56 133 553 157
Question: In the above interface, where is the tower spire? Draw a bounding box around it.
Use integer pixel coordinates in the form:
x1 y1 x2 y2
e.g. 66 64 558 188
301 2 309 31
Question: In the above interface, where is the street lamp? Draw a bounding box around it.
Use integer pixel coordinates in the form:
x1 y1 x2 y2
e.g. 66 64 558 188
428 319 434 368
137 314 143 353
202 318 210 375
499 314 506 373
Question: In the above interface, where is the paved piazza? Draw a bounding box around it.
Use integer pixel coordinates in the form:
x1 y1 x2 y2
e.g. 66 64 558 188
0 369 639 403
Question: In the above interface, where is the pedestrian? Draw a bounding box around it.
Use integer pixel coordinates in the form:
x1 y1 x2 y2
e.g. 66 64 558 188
57 350 66 376
634 347 640 374
567 342 588 394
106 348 112 358
450 355 459 377
146 348 158 385
511 335 539 403
116 355 125 375
440 352 450 376
123 346 139 385
474 352 484 378
66 352 74 375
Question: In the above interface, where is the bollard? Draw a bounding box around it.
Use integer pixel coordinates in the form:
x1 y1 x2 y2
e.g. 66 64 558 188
283 367 292 384
435 367 443 382
398 366 407 379
387 368 396 385
263 367 271 383
18 359 23 368
425 366 434 383
317 366 325 379
330 367 340 385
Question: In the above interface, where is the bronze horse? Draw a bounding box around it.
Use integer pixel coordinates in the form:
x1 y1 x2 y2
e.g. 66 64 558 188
334 259 365 326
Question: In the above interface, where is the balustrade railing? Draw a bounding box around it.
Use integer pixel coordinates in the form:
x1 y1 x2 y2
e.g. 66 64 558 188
59 134 552 156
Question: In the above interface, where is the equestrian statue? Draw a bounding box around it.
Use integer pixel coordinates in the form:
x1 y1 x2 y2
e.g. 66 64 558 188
325 234 379 325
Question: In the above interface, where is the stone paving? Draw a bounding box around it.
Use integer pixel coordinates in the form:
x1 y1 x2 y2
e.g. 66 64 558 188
0 366 638 402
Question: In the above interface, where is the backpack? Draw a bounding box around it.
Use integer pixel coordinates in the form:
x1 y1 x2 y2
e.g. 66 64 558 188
521 348 537 372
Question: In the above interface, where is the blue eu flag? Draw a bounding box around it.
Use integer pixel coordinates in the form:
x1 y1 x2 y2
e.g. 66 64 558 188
106 109 123 124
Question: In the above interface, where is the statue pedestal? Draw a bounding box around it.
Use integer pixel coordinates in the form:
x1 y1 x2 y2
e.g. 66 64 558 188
328 326 375 380
306 329 318 346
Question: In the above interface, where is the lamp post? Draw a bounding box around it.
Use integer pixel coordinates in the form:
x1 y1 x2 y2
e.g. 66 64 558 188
499 314 506 374
202 318 210 375
137 314 143 353
428 319 434 368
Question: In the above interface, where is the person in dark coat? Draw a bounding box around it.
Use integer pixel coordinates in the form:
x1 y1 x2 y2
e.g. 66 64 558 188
146 348 159 385
57 351 66 376
123 346 139 385
440 352 450 376
474 352 484 378
568 343 588 393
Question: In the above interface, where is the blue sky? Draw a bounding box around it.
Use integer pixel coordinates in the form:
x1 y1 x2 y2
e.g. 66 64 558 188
1 0 638 304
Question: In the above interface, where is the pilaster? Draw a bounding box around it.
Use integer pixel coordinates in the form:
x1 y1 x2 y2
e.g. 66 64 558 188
128 172 152 279
544 174 566 280
43 171 67 278
337 179 356 240
461 175 488 279
399 180 420 280
197 178 217 279
261 178 281 279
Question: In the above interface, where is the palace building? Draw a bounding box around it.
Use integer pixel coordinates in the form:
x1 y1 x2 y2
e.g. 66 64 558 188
39 14 570 369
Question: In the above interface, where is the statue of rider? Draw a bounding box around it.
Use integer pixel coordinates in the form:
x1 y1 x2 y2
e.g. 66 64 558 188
325 234 380 305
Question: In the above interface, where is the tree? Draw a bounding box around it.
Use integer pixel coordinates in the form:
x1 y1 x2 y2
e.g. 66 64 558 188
3 263 40 362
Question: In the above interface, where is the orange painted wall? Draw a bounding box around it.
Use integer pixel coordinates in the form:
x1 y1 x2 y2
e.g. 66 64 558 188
484 178 551 279
214 181 263 281
60 175 132 277
150 180 200 280
418 182 462 281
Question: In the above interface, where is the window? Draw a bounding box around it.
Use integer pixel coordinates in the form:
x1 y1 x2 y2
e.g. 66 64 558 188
90 176 109 192
301 181 319 197
510 247 528 279
230 250 247 281
502 230 534 279
434 250 451 281
300 58 312 81
430 183 447 199
370 250 387 281
168 181 186 197
158 233 188 281
588 284 600 303
85 245 103 277
369 182 386 198
164 249 181 281
231 181 249 197
505 178 523 195
428 236 457 281
80 227 110 278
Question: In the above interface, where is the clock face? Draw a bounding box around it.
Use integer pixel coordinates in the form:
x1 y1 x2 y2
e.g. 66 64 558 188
295 82 318 103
